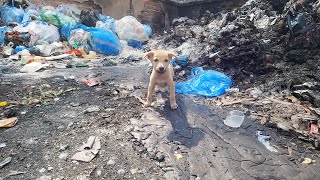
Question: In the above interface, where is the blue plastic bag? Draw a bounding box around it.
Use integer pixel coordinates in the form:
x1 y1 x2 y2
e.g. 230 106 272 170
60 22 73 40
0 26 13 45
0 5 25 25
72 25 122 55
172 55 188 67
143 24 152 38
21 12 31 24
175 67 232 97
127 39 143 49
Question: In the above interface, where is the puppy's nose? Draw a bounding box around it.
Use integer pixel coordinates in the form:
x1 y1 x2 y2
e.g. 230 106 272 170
159 67 165 71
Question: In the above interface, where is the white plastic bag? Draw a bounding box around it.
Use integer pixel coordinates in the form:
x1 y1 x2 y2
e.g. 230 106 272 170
13 21 60 47
115 16 149 42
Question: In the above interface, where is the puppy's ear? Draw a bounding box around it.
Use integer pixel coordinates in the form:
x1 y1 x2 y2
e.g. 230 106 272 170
167 52 178 60
143 51 154 61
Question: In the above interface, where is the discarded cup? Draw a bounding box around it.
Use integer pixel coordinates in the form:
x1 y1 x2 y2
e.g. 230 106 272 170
224 110 245 128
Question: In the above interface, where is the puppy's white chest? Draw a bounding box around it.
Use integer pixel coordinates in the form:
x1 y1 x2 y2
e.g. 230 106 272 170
156 79 167 85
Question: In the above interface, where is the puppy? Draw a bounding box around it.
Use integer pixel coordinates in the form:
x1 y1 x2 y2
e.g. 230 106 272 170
144 50 178 110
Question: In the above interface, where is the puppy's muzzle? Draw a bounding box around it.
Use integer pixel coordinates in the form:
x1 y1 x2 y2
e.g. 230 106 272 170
156 67 166 74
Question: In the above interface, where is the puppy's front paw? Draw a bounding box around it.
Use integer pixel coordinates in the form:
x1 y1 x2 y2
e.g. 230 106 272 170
144 100 152 107
170 103 178 110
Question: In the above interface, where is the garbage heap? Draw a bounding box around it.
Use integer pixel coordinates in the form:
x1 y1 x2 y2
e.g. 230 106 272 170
150 0 320 101
0 0 152 68
145 0 320 143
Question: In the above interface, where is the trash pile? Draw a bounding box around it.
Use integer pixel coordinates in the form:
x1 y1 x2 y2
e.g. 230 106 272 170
145 0 320 148
0 0 152 72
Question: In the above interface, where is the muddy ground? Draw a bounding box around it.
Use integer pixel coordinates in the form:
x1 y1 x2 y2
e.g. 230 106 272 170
1 65 320 180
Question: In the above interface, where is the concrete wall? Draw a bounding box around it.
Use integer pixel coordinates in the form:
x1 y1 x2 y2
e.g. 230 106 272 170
89 0 145 19
31 0 145 19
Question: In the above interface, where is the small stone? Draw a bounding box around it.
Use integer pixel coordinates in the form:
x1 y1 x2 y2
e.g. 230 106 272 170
67 122 74 129
178 70 185 76
39 168 46 173
48 166 54 171
215 58 221 64
76 175 89 180
130 168 139 174
107 159 115 165
105 118 112 123
59 145 69 151
250 88 262 98
96 170 102 176
37 176 52 180
84 106 100 113
57 125 65 130
70 102 80 107
59 152 68 160
156 153 165 162
117 169 125 174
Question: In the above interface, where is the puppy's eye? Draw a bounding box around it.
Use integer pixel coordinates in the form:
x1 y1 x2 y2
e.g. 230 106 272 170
165 59 169 62
154 59 159 62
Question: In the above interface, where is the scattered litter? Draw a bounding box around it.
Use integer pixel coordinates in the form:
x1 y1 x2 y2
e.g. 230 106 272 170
82 79 99 87
224 110 245 128
287 146 293 156
310 124 319 134
0 143 6 148
20 62 48 73
0 117 18 128
71 136 101 162
0 101 8 107
260 116 267 125
256 131 278 152
0 157 12 169
5 171 26 178
174 153 183 160
301 157 313 165
176 67 232 97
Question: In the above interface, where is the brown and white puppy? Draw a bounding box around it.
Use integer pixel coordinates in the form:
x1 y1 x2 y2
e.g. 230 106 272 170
144 50 178 110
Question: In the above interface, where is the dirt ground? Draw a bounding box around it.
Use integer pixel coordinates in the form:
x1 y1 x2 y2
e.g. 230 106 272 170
0 67 164 180
1 65 320 180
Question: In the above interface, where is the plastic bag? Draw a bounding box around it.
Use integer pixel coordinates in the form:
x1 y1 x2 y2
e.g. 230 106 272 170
287 13 306 33
69 25 122 55
60 22 73 40
143 24 152 38
89 27 121 55
56 4 80 22
175 67 232 97
0 26 13 45
21 12 31 24
115 16 149 42
14 21 60 46
127 39 143 49
79 9 99 27
40 10 77 28
172 55 188 67
0 5 25 25
96 16 116 33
